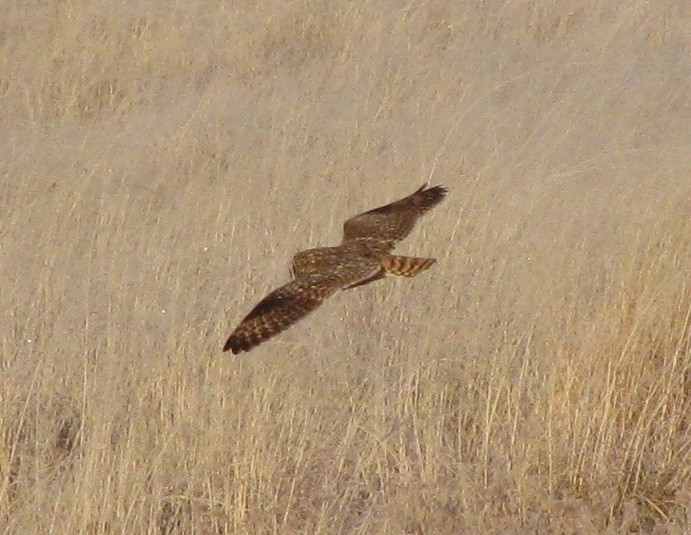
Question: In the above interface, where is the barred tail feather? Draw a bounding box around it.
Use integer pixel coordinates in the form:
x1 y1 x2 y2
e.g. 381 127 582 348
382 256 436 277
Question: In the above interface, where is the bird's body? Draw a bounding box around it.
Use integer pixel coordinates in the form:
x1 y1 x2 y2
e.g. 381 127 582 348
291 240 383 279
223 184 447 354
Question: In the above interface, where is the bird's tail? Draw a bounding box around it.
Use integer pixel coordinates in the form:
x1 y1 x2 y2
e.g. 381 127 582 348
382 255 436 277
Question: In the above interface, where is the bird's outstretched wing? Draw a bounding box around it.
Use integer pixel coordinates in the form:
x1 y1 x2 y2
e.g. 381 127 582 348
223 275 340 354
342 183 447 250
223 184 448 354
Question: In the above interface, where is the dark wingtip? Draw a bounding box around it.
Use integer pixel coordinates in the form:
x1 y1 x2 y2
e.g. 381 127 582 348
223 336 246 354
416 184 448 210
415 183 448 197
426 184 448 196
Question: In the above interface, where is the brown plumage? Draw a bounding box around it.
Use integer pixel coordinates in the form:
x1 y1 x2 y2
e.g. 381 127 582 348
223 183 447 354
381 255 436 277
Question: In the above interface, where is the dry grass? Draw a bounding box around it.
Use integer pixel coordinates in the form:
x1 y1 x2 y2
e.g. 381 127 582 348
1 0 690 533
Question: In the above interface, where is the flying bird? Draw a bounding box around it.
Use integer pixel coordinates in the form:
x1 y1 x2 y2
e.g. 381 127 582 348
223 183 447 354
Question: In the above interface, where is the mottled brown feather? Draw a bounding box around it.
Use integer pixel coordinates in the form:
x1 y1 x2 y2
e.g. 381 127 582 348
223 275 342 354
342 184 448 251
382 256 436 277
223 183 447 354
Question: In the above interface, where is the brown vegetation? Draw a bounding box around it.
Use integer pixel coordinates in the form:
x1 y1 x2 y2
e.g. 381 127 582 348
1 0 689 533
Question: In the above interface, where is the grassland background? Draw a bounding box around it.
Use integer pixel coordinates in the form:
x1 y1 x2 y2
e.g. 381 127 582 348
1 0 690 533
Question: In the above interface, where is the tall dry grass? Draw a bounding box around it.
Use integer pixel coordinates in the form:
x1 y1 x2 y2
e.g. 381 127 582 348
1 0 690 533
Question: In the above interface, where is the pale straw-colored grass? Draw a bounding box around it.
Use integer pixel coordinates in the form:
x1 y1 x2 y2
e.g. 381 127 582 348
1 1 689 533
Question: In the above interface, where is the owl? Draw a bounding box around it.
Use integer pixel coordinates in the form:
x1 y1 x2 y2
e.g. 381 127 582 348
223 183 447 354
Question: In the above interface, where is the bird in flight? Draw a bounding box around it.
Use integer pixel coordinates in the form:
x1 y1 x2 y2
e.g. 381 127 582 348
223 183 448 354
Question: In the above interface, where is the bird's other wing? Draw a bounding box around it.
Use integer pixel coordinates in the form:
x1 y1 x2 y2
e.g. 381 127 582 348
342 183 447 249
223 273 343 354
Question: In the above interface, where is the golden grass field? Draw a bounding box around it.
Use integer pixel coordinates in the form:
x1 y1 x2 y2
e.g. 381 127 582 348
1 1 690 533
